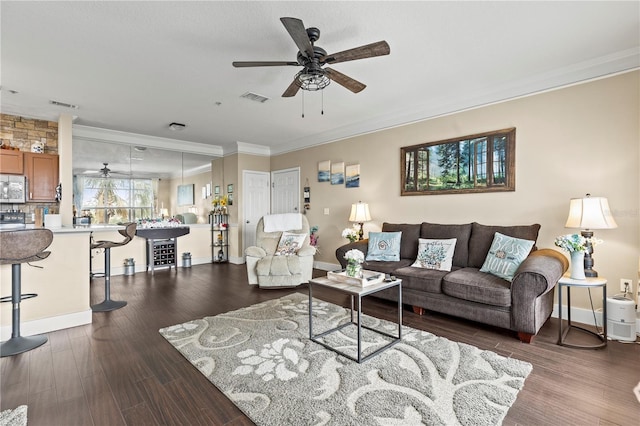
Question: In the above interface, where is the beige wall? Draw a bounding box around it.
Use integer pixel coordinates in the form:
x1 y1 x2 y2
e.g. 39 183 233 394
168 170 213 223
270 71 640 311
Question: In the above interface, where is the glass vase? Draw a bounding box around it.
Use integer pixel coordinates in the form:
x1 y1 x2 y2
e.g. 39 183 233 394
346 261 362 278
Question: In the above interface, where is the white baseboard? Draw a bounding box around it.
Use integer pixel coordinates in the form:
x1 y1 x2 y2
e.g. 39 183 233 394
1 309 92 341
551 303 604 327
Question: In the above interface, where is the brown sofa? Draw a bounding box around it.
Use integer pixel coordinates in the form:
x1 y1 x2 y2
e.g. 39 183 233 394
336 222 569 343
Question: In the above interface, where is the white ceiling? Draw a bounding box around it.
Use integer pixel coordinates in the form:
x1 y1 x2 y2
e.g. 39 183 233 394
2 1 639 165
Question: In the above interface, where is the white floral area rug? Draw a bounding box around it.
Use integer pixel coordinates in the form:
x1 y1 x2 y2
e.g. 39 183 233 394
160 293 532 426
0 405 27 426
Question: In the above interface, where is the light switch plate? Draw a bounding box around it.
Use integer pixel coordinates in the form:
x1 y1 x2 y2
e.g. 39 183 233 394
323 208 330 215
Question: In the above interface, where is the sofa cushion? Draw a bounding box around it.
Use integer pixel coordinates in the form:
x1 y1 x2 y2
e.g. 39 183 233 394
442 268 512 307
468 222 541 268
366 231 402 261
257 255 302 276
381 223 421 260
394 266 451 293
420 222 472 267
362 259 414 275
411 238 457 271
479 232 535 282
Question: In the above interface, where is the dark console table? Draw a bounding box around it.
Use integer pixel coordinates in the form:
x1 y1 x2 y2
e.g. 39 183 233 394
136 227 190 274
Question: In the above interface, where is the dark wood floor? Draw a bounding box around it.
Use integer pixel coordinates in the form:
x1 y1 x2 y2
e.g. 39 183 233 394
1 263 638 425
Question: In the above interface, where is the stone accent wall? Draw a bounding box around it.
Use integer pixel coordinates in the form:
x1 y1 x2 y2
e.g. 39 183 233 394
0 113 58 153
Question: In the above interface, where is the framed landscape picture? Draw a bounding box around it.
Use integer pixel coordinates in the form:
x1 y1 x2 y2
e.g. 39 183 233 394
345 164 360 188
178 184 195 206
401 127 516 195
331 162 345 185
318 160 330 182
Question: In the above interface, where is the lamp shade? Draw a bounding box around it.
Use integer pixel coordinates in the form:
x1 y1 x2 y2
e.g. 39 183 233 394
349 202 371 223
565 196 617 229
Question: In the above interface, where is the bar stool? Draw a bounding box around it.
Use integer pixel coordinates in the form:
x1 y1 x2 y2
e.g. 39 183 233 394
90 223 136 312
0 228 54 357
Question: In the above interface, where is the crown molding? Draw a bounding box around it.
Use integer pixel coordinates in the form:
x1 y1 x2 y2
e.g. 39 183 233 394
233 141 271 157
269 48 640 156
73 125 224 157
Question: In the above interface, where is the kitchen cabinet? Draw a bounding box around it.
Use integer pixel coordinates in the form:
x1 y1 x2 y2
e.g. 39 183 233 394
0 150 24 174
25 152 59 202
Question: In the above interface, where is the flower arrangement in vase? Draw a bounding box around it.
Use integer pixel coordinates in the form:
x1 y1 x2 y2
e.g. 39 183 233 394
341 227 358 243
555 233 592 280
344 249 365 278
211 195 228 214
309 225 319 247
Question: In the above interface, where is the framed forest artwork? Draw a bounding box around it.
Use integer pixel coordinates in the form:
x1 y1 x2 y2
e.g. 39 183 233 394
401 128 515 196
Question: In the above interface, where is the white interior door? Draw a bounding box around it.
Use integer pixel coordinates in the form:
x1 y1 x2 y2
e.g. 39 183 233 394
243 170 270 251
271 167 300 214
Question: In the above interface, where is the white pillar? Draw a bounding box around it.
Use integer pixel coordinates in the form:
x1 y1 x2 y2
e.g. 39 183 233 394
58 114 73 226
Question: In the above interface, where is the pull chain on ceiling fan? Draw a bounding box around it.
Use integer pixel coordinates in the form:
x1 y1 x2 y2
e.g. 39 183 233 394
232 17 390 98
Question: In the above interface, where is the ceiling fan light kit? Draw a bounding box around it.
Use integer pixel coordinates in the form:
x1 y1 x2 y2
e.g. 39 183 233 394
232 17 390 99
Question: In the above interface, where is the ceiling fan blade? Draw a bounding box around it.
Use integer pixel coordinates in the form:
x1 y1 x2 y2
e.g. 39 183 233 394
280 17 314 59
233 61 299 67
282 79 301 98
324 68 366 93
321 41 390 65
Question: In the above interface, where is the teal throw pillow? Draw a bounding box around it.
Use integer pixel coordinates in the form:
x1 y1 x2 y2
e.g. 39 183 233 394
365 232 402 262
479 232 534 282
411 238 457 271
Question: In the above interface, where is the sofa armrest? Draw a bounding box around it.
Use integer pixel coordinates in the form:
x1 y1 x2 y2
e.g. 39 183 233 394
510 248 569 333
297 246 316 257
513 249 569 295
335 240 369 268
245 246 267 258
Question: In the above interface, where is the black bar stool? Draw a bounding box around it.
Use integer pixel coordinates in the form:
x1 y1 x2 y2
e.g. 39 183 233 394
0 228 54 357
90 223 136 312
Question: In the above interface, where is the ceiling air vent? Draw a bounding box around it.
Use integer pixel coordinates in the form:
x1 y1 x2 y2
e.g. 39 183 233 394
49 99 79 109
240 92 269 103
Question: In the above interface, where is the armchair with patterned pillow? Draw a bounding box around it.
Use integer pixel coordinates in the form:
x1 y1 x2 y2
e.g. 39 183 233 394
245 214 316 288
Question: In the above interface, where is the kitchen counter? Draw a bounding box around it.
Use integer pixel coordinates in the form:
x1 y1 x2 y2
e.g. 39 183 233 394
1 223 212 341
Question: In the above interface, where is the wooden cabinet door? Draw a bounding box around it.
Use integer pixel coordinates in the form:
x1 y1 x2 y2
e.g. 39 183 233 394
25 153 59 201
0 150 24 174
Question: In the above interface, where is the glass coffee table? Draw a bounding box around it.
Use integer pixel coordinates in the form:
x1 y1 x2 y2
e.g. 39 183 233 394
308 273 402 363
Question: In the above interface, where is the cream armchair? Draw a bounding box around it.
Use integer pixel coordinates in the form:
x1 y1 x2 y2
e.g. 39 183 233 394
245 214 316 288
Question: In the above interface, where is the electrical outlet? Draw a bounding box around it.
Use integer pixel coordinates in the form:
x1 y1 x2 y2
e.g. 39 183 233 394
620 278 633 292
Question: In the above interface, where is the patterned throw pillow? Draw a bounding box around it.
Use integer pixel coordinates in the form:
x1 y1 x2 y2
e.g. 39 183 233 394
365 232 402 261
274 232 306 256
411 238 457 271
479 232 534 282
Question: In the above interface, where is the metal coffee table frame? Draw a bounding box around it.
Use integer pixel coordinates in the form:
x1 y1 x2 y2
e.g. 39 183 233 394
308 276 402 363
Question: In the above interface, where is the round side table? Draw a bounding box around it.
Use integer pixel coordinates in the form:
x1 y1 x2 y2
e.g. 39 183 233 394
557 275 607 349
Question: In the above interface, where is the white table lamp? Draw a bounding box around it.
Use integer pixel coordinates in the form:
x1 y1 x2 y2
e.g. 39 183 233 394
349 201 371 240
565 194 617 277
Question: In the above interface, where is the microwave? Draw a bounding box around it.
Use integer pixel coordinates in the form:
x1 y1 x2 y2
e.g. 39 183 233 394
0 175 26 203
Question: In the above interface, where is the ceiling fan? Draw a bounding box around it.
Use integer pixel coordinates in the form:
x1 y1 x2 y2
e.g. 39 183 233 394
99 163 111 178
232 17 390 97
81 163 127 178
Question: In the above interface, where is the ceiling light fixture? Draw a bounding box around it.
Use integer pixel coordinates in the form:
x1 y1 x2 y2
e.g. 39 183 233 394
294 67 330 92
169 122 186 131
